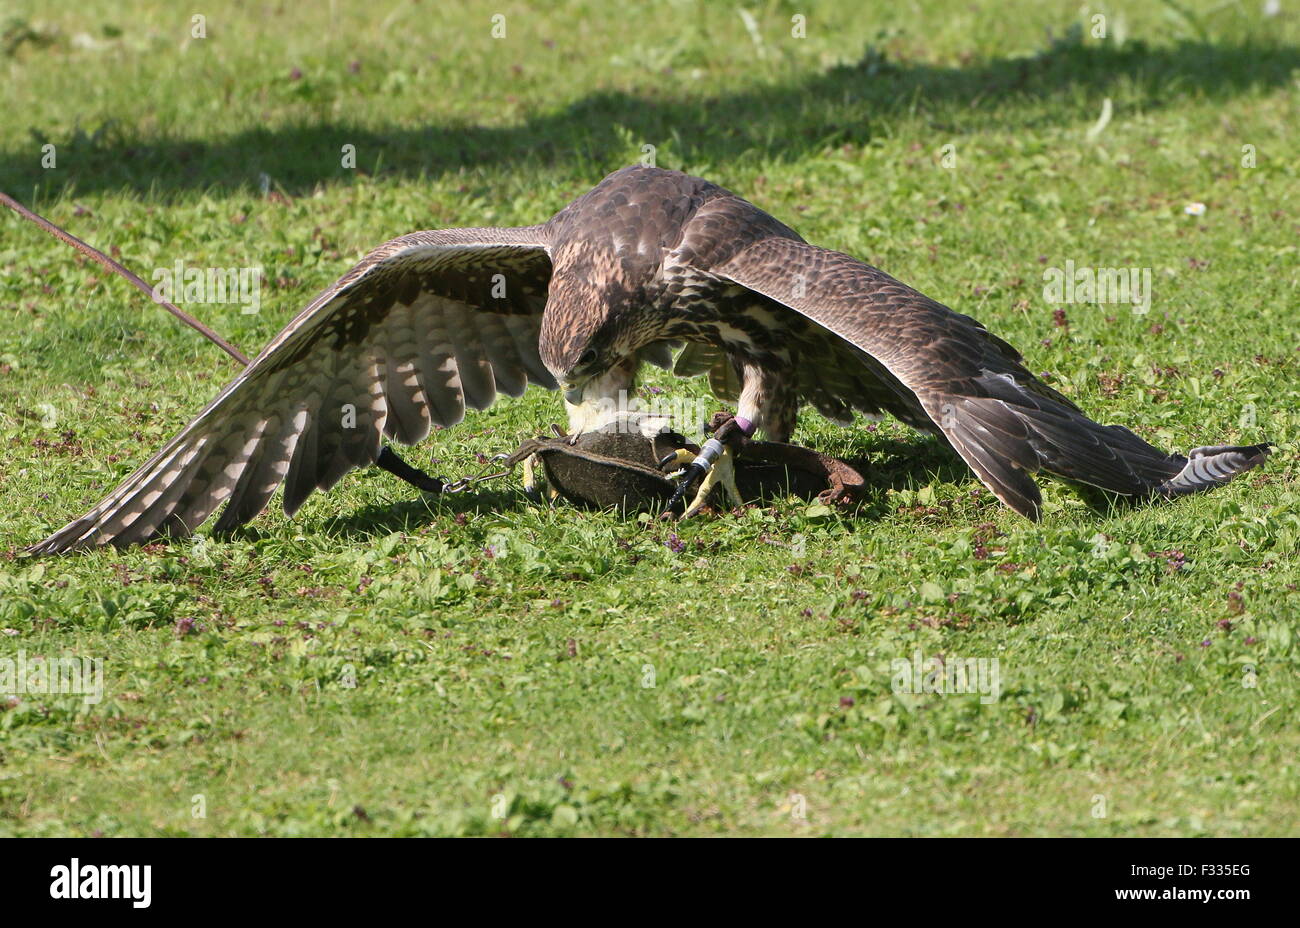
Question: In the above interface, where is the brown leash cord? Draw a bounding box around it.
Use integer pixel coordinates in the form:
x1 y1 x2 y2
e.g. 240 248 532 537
0 191 251 367
2 191 442 493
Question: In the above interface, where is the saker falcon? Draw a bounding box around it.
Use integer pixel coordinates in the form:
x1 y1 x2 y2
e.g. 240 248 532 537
26 166 1270 553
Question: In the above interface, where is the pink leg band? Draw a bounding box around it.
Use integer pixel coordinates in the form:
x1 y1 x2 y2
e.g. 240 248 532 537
734 416 756 437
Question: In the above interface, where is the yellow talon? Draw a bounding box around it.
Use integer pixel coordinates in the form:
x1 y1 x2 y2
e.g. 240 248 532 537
680 445 741 518
522 452 545 498
659 447 697 473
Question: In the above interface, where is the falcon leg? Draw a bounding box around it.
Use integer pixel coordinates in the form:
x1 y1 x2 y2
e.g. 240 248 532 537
681 444 743 517
662 412 754 518
521 452 544 501
376 445 443 493
657 447 697 470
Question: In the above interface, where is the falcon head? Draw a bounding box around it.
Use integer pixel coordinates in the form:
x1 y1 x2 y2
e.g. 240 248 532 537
538 275 652 435
539 276 641 401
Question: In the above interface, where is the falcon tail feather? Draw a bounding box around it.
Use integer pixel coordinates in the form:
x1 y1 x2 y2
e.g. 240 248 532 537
1156 443 1274 498
946 392 1271 520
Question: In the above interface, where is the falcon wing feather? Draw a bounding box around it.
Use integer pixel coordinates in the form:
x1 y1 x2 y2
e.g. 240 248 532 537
706 234 1269 519
28 226 555 554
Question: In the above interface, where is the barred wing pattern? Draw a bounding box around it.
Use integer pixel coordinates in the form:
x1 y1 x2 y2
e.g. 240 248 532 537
28 227 555 554
709 236 1270 520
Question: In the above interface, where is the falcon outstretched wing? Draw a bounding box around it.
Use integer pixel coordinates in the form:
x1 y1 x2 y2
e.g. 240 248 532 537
705 234 1269 519
28 226 555 553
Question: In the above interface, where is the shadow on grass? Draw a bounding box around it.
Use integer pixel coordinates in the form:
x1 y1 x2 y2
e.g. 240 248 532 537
291 432 983 541
3 39 1297 199
311 488 534 542
211 430 1154 545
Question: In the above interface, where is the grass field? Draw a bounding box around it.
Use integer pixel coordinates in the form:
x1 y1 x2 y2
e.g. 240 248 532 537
1 0 1297 836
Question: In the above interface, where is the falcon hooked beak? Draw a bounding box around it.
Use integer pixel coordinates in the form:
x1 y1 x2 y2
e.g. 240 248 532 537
557 354 639 439
560 379 600 439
